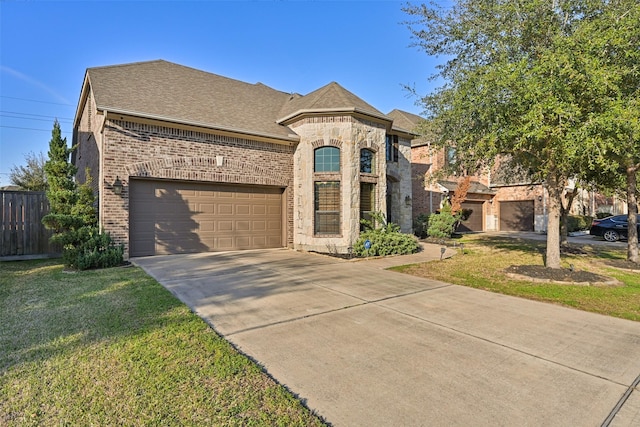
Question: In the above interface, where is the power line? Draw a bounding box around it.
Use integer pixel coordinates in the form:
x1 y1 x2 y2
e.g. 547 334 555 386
0 114 73 124
0 110 73 121
0 125 72 134
0 95 74 107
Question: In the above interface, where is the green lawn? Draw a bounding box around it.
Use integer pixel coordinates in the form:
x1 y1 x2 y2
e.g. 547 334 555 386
0 259 325 426
392 235 640 321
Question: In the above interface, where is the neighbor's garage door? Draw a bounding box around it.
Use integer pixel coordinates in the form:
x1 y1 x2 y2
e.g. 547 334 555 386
130 179 283 256
500 200 534 231
456 201 484 232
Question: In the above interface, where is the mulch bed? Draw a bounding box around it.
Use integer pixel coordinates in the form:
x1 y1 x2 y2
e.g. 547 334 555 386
600 259 640 272
505 265 622 286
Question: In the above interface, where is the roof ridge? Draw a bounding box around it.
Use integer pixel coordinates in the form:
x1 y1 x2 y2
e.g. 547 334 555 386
87 59 167 71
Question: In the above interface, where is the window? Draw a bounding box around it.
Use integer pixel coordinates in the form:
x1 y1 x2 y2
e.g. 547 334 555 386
446 146 457 165
386 135 399 162
315 181 340 234
314 147 340 172
360 149 376 173
360 182 376 230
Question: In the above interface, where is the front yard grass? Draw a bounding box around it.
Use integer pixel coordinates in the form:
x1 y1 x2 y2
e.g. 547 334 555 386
392 234 640 322
0 259 325 426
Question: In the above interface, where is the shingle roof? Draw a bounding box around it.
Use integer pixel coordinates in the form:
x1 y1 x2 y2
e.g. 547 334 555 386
84 60 397 141
277 82 389 123
86 60 296 140
439 180 497 195
386 109 425 134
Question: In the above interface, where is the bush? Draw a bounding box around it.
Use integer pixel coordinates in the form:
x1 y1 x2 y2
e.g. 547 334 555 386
59 227 124 270
567 215 594 232
413 213 431 239
354 212 420 257
596 211 613 219
427 204 459 238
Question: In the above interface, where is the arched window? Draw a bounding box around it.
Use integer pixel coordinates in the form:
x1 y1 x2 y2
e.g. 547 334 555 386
314 147 340 172
360 149 375 173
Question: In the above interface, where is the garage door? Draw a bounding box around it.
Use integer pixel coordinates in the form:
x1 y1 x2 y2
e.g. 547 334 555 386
456 201 484 232
130 180 283 256
500 200 534 231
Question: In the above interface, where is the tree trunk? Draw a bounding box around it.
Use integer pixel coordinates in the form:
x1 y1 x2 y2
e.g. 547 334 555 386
545 173 564 269
560 187 577 247
627 164 639 264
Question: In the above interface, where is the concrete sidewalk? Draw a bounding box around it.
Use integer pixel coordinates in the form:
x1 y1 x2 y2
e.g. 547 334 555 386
133 244 640 426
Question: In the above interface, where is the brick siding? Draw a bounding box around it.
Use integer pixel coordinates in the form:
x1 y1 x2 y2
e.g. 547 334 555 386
78 116 294 258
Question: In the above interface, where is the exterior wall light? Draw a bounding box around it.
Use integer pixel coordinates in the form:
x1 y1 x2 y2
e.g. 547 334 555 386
405 195 412 206
113 176 123 195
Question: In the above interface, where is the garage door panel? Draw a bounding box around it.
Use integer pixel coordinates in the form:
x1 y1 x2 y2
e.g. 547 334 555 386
218 221 233 231
252 236 267 246
236 221 250 231
268 205 281 215
130 180 283 256
268 220 281 231
217 204 233 215
199 203 214 214
236 204 251 215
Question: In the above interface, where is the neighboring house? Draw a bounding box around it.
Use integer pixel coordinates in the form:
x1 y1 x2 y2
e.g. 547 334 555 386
72 60 414 257
407 113 621 233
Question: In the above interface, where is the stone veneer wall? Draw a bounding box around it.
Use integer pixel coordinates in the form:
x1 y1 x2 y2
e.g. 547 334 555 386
96 118 295 257
289 116 387 253
386 136 413 233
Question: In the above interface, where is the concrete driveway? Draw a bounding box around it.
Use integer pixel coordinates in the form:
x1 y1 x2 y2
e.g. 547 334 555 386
133 247 640 426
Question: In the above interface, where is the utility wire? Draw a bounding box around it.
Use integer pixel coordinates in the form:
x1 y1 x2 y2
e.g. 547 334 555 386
0 95 74 107
0 114 73 123
0 110 73 121
0 125 72 134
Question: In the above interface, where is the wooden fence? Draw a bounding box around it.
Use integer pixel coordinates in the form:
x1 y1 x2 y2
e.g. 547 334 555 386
1 191 58 258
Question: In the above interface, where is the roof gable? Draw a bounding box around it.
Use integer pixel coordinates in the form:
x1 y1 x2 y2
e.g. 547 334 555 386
277 82 389 124
387 109 425 133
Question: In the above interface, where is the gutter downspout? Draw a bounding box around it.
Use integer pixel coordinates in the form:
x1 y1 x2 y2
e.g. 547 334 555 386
99 109 107 233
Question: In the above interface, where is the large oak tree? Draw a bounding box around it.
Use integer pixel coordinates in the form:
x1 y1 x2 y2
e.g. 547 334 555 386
404 0 635 268
574 0 639 263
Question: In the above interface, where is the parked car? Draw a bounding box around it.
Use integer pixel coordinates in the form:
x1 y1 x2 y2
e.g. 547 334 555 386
589 214 640 242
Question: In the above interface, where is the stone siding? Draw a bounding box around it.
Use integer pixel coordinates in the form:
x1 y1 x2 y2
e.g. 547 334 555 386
289 116 388 253
386 136 413 232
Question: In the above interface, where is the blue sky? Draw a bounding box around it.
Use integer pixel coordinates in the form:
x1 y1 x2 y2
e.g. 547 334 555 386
0 0 442 187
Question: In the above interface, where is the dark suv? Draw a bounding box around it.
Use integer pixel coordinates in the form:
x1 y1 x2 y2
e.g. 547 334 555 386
589 214 640 242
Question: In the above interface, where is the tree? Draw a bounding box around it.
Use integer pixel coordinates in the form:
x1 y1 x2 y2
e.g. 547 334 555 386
574 0 640 263
41 120 122 269
43 120 77 217
449 176 471 215
9 151 48 191
404 0 616 268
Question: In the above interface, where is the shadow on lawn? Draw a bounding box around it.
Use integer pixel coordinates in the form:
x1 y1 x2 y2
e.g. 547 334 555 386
0 259 186 374
464 235 546 254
